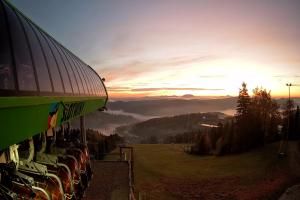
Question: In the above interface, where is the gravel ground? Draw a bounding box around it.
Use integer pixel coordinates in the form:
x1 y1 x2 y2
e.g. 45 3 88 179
279 142 300 200
84 161 129 200
279 185 300 200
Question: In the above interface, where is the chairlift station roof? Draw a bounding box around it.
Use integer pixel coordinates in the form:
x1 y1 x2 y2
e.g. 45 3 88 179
0 0 108 150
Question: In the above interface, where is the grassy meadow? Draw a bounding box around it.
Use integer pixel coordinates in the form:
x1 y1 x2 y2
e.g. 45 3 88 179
132 143 297 200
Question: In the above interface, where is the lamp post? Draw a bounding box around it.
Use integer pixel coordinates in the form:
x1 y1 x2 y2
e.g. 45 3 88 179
286 83 292 102
285 83 292 154
279 83 293 157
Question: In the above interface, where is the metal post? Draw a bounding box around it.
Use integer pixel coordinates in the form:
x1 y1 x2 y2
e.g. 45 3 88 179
131 147 134 184
119 147 122 161
80 116 86 145
278 83 293 156
285 83 292 154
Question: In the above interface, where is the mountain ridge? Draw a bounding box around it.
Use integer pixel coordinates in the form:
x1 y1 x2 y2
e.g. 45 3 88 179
108 97 238 116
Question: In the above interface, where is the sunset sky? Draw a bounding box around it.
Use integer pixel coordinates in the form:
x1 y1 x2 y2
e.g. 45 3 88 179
12 0 300 98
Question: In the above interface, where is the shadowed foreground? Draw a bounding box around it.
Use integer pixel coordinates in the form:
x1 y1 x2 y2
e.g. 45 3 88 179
134 143 299 200
84 161 129 200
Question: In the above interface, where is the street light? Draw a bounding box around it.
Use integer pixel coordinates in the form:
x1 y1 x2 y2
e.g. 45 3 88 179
286 83 293 154
286 83 292 102
279 83 293 157
286 83 293 139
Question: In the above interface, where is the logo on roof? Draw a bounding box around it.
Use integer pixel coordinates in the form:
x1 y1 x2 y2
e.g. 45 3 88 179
48 102 59 129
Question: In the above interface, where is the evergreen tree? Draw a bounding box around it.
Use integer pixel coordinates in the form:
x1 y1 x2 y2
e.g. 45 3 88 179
288 104 300 140
251 88 280 142
282 99 295 138
189 82 281 156
236 82 251 121
234 83 280 151
295 106 300 139
235 82 252 151
268 100 281 141
217 120 234 155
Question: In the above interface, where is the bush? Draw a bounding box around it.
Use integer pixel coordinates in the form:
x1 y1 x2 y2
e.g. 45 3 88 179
86 129 123 159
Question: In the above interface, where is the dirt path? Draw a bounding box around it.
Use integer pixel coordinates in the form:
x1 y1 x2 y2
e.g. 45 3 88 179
287 142 300 176
84 161 129 200
278 141 300 200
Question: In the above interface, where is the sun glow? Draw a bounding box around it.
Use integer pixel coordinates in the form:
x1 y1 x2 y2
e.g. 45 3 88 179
107 56 300 99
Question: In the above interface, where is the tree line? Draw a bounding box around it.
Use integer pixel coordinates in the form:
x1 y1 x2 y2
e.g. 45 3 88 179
86 129 124 159
183 82 300 155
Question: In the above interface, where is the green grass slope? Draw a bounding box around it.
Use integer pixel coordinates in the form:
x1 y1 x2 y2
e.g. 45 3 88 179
133 143 298 200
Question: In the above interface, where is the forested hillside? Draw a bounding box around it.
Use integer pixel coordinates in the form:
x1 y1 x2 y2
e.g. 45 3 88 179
115 112 228 143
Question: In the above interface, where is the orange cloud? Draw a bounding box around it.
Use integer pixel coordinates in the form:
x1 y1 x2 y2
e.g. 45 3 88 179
98 54 218 82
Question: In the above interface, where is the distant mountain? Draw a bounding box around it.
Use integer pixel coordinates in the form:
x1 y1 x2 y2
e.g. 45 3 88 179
275 98 300 107
107 97 238 117
110 95 234 101
115 112 229 143
182 94 195 98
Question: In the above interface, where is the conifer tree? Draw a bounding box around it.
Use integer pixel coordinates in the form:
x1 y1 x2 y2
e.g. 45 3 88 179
282 99 295 137
235 82 251 151
236 82 251 121
251 87 280 142
295 106 300 139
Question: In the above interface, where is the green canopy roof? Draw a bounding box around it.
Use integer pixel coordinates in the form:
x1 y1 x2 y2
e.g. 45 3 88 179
0 0 108 150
